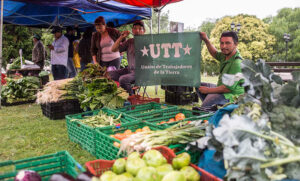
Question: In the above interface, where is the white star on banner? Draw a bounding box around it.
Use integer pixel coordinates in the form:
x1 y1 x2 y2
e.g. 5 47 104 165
141 46 149 56
183 44 192 55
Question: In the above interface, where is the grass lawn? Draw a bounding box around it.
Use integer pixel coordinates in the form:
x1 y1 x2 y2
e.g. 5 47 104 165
0 76 217 168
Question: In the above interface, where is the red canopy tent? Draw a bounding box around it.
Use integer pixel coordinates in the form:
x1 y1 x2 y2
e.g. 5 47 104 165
113 0 182 8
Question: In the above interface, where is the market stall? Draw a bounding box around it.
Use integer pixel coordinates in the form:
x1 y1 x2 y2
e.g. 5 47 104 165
0 0 152 108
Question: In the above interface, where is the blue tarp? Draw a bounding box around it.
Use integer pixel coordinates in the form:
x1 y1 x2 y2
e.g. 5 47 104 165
198 104 239 179
2 0 151 28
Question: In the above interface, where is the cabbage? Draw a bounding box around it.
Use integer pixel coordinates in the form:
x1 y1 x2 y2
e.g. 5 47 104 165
121 172 134 179
126 158 146 176
112 174 133 181
127 152 140 161
136 167 158 181
156 164 174 181
14 170 41 181
180 166 200 181
172 152 191 170
142 150 166 167
99 171 116 181
112 158 126 174
162 171 186 181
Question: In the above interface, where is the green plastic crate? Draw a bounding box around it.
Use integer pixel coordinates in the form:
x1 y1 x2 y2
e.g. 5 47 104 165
0 151 83 181
94 121 161 160
143 109 213 128
65 107 139 155
169 144 201 164
115 102 177 118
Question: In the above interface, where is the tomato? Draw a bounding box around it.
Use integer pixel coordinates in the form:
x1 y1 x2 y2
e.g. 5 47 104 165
175 113 185 121
114 133 124 140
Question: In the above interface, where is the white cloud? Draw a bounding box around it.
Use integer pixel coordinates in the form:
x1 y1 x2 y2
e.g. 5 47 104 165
163 0 299 28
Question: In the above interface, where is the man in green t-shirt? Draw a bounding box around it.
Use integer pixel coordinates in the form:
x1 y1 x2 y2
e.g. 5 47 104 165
199 31 244 107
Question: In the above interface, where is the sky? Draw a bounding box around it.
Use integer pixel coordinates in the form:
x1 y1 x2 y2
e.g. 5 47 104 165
163 0 300 28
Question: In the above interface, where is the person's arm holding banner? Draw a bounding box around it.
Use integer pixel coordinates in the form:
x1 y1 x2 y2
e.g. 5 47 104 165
200 32 217 59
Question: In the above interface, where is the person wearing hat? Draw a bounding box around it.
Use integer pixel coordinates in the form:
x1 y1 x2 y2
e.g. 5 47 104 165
65 25 81 78
110 20 146 95
91 16 122 69
32 34 46 69
48 26 69 80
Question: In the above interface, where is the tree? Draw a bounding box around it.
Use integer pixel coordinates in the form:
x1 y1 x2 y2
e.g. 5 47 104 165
267 8 300 62
2 25 42 69
144 10 170 34
201 14 276 75
198 20 216 75
199 19 216 38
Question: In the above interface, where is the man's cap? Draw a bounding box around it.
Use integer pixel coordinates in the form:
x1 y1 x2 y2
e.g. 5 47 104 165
94 16 106 25
33 34 41 40
132 20 144 28
51 26 63 34
66 26 74 32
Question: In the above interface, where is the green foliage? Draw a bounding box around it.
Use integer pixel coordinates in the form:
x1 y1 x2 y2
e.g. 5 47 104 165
267 8 300 61
199 20 216 38
1 76 40 103
64 64 127 111
2 25 42 69
240 59 283 112
269 105 300 145
8 56 25 70
121 53 128 68
201 15 276 75
144 10 170 34
279 71 300 108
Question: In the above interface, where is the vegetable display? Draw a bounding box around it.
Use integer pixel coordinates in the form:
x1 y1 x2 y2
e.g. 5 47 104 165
119 121 207 155
38 71 50 77
9 56 24 70
36 78 73 104
64 64 129 110
71 110 122 128
37 64 128 110
1 76 40 103
93 150 200 181
194 60 300 180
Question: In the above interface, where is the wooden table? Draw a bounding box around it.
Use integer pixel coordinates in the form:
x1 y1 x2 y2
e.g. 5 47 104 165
7 68 42 77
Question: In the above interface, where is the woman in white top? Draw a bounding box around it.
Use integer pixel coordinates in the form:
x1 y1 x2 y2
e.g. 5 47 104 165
91 16 122 69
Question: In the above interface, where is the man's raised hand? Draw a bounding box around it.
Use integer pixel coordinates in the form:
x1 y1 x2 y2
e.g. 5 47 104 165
121 31 130 38
200 32 208 42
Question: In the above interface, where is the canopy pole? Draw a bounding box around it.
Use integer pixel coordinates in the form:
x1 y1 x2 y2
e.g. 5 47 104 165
0 0 4 109
155 9 161 95
150 12 152 34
